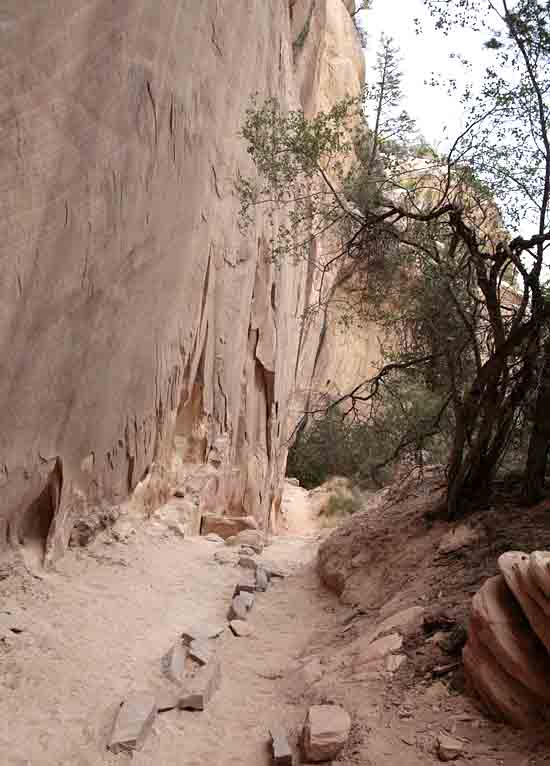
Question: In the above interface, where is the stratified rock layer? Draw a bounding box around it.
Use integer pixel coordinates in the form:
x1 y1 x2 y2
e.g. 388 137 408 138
464 550 550 728
0 1 365 564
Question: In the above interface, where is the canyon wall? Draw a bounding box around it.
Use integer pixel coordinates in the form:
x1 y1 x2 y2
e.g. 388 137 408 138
0 0 365 565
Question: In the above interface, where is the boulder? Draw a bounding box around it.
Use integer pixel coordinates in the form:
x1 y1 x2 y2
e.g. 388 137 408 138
201 514 258 540
463 629 549 728
178 657 221 711
108 693 156 754
302 704 351 762
499 552 550 652
470 575 550 701
529 551 550 599
239 591 255 611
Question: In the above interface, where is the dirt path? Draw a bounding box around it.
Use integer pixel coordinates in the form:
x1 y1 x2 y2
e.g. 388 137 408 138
0 483 335 766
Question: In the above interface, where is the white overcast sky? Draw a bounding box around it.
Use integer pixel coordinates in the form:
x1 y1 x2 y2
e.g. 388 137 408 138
357 0 490 148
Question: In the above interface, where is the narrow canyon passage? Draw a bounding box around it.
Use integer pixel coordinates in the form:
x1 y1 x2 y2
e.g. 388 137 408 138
0 485 337 766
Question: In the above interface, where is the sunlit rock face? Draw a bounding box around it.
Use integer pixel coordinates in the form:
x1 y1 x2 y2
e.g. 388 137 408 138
0 1 366 564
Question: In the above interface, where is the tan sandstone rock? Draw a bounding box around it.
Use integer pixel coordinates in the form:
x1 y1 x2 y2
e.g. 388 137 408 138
302 704 351 762
529 551 550 599
463 629 549 728
498 552 550 652
470 575 550 701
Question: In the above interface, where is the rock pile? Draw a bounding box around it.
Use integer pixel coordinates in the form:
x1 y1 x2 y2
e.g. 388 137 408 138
464 550 550 727
108 543 283 755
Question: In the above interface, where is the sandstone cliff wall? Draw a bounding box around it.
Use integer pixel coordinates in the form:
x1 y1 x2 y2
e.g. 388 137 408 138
0 0 363 565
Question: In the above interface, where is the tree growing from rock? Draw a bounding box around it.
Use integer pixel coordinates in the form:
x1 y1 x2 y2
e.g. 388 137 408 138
238 0 550 515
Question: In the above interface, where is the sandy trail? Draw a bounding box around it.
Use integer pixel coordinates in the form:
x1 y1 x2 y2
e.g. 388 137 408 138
0 482 332 766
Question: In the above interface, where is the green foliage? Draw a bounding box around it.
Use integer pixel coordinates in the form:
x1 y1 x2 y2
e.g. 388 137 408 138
287 378 451 490
322 490 363 517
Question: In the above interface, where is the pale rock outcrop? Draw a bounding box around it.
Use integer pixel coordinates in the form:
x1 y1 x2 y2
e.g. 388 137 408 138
0 1 364 565
464 550 550 728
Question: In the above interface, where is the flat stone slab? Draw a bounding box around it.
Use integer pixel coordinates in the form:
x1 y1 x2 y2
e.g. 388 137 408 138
178 657 221 710
228 594 249 621
270 725 292 765
181 624 225 644
204 533 225 544
108 693 157 754
189 638 212 666
229 619 254 637
162 642 188 683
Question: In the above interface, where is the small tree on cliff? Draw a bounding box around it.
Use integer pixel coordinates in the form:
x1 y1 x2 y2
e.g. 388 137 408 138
237 0 550 515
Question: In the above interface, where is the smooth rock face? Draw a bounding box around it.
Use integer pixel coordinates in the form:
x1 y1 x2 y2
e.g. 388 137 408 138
0 0 368 566
108 693 157 754
178 658 221 710
302 704 351 762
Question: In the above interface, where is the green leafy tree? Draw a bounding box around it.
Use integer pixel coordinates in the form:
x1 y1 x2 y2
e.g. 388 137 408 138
239 1 550 513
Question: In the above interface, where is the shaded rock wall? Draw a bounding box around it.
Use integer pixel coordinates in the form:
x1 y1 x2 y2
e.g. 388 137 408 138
0 0 362 564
